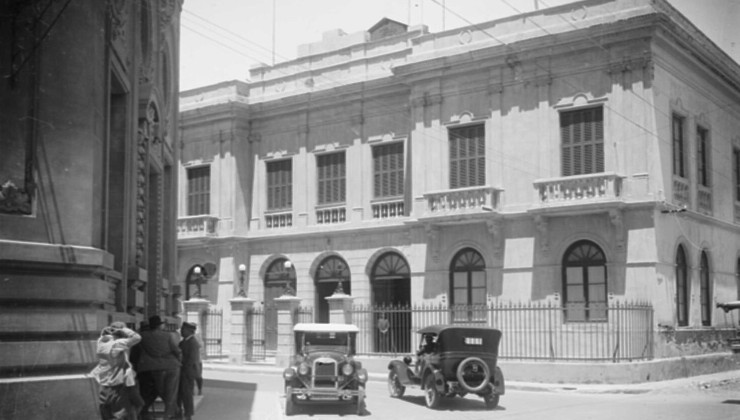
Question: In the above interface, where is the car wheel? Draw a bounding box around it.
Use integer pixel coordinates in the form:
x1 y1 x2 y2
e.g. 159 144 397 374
484 392 500 409
424 375 441 409
285 386 296 416
387 371 406 398
456 357 490 393
356 385 366 416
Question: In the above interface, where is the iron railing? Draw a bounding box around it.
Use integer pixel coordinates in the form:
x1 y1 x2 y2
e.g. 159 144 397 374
352 301 654 362
202 307 224 358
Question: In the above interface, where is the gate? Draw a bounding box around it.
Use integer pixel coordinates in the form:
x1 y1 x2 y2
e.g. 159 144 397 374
202 308 223 358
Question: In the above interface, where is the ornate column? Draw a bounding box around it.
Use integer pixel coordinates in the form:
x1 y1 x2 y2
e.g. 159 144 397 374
274 295 301 367
326 292 354 325
229 297 256 364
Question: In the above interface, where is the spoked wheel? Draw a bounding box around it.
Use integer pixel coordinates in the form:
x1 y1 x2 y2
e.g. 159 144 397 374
356 385 366 416
285 386 296 416
484 392 500 409
387 371 406 398
424 375 441 409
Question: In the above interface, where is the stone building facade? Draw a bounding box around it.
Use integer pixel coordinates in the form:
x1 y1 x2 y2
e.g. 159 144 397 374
178 0 740 362
0 1 182 418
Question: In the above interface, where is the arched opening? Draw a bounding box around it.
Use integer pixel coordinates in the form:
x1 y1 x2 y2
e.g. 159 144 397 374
449 248 486 323
562 240 607 322
699 251 711 326
676 245 689 326
185 262 216 301
371 252 410 353
315 256 350 323
264 258 295 350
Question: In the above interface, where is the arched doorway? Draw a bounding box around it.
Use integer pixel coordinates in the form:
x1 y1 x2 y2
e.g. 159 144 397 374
562 240 607 322
315 256 350 323
449 248 487 323
185 262 217 301
371 252 411 353
676 245 689 326
264 258 296 350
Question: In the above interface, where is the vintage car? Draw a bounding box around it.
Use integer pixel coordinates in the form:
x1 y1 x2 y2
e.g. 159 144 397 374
283 323 368 416
387 324 505 409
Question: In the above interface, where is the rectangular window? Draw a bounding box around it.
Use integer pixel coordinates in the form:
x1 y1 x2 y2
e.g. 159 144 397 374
672 114 686 177
449 124 485 189
697 126 710 187
317 152 346 205
266 159 292 210
734 148 740 202
187 166 210 216
560 107 604 176
372 142 404 198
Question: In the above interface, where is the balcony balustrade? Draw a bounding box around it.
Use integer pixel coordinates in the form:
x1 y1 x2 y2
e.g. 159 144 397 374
316 205 346 224
423 186 502 217
265 211 293 229
672 176 690 208
371 198 405 219
177 215 219 238
534 172 624 206
697 185 712 215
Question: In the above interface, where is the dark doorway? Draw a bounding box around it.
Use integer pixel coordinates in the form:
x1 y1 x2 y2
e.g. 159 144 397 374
264 258 296 350
315 256 351 323
372 252 411 353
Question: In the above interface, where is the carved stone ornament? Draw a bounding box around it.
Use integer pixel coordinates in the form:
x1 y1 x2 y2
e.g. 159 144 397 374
609 209 625 250
107 0 128 41
425 224 440 263
534 215 549 252
0 180 32 215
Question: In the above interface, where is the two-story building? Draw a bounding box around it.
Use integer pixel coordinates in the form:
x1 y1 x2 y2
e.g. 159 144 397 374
178 0 740 362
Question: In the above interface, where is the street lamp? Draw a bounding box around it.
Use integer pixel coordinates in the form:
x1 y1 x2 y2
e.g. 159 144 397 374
282 260 295 296
191 266 206 299
237 264 247 297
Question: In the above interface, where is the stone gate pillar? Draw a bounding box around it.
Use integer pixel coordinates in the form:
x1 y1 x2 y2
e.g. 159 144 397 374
182 298 210 328
229 297 255 364
275 295 302 367
326 293 354 324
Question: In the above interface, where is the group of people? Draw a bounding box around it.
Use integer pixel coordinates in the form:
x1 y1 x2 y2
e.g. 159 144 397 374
89 315 204 420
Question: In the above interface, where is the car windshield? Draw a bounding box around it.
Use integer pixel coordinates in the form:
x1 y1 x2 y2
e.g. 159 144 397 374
300 331 351 354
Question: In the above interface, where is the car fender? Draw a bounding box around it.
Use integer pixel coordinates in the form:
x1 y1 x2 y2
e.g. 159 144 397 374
421 368 445 393
388 360 415 385
493 366 505 395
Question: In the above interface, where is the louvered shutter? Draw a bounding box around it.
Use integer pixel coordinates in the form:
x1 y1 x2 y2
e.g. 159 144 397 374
560 107 603 176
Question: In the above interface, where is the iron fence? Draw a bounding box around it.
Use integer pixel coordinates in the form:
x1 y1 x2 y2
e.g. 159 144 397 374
243 304 314 362
202 307 223 358
352 301 654 362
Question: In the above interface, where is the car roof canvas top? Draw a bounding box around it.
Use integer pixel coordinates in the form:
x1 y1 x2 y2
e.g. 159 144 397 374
293 323 360 333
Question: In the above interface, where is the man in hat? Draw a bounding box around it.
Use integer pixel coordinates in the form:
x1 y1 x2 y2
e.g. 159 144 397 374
89 321 141 419
136 315 181 420
177 322 201 420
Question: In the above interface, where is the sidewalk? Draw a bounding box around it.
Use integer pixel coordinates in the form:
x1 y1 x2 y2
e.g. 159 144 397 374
202 359 740 395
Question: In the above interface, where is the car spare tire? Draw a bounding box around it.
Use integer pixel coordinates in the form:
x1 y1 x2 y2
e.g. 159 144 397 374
456 357 490 393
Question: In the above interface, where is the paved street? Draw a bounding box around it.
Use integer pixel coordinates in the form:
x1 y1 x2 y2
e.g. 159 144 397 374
198 368 740 420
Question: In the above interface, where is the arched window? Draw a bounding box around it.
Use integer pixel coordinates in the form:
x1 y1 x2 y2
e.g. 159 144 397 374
699 251 711 326
265 258 296 293
676 245 689 326
449 248 486 323
315 256 351 323
562 240 607 322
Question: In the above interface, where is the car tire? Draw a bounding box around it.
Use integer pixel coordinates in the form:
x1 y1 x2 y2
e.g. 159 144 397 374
456 357 490 393
285 386 296 416
356 385 366 416
484 392 500 409
387 371 406 398
424 375 441 409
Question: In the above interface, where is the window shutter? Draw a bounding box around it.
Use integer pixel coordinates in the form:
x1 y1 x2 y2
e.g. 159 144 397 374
560 107 603 176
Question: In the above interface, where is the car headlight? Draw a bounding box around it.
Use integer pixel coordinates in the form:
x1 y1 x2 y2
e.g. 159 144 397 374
298 362 310 376
357 368 368 383
283 367 296 381
341 363 354 376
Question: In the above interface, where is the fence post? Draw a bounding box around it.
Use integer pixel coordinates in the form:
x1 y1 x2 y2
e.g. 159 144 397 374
229 297 255 364
326 292 354 324
274 295 302 367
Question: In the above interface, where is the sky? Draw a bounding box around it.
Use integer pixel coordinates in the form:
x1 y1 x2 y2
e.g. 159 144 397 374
179 0 740 91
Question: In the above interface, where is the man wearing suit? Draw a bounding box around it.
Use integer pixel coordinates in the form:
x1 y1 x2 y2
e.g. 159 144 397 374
177 322 201 420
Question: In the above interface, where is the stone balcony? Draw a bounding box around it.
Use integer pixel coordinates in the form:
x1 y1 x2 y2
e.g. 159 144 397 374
177 215 219 239
533 172 625 210
420 186 503 221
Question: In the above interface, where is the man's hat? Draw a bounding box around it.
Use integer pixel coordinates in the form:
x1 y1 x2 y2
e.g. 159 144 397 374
182 321 197 331
148 315 163 328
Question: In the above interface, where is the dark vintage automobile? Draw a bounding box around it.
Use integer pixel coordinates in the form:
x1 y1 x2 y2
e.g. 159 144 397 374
283 323 368 416
387 324 505 409
717 301 740 353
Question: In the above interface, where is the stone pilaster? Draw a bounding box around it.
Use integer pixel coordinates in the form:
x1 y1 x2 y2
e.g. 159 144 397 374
326 293 354 324
274 295 302 367
229 297 255 364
